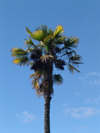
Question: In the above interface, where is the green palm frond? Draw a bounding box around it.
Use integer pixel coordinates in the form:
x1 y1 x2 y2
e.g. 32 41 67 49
13 57 29 66
42 35 54 51
31 30 46 41
69 55 82 66
66 50 76 56
55 37 66 44
53 74 63 85
24 38 36 49
26 27 32 36
69 55 81 62
26 26 47 41
11 48 29 66
43 34 54 43
11 48 27 57
48 28 54 35
67 64 80 73
63 37 79 50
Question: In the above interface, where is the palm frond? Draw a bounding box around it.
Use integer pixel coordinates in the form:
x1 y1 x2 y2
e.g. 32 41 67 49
69 55 81 62
48 28 54 35
11 48 27 57
31 30 46 41
11 48 29 66
36 25 48 34
55 37 66 44
13 57 29 66
24 38 36 49
30 70 43 79
53 74 63 85
32 78 39 89
54 59 66 70
40 55 54 63
63 37 79 50
54 25 64 38
67 64 80 73
43 34 54 43
26 27 32 36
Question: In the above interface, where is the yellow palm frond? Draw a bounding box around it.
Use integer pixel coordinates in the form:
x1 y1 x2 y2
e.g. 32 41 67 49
11 47 18 52
56 36 67 44
70 37 79 44
40 55 53 62
32 78 39 89
13 57 29 66
13 59 21 64
11 48 27 57
31 30 46 41
30 70 42 79
54 25 64 37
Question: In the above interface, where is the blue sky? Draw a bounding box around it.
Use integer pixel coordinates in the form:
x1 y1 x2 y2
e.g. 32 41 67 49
1 0 100 133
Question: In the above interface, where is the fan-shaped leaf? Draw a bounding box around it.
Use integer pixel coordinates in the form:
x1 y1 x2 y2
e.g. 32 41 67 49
31 30 46 41
13 57 29 66
11 48 27 57
54 25 64 38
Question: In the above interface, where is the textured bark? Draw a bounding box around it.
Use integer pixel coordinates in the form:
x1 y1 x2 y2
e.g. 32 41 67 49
44 62 53 133
44 95 51 133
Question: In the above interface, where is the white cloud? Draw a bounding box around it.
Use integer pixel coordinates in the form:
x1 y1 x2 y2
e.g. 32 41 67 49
88 72 100 76
65 107 100 118
75 126 86 130
79 72 100 86
85 95 100 105
16 111 36 123
94 95 100 104
85 98 92 103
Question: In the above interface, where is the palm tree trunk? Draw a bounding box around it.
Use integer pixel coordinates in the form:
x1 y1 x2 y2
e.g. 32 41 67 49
44 62 53 133
44 95 51 133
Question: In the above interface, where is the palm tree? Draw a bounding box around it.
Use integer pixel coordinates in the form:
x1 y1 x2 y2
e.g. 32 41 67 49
11 25 82 133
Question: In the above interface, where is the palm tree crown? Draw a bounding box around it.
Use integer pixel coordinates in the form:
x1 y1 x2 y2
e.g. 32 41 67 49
11 25 82 97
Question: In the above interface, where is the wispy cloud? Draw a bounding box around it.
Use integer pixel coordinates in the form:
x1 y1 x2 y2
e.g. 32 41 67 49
79 72 100 86
16 111 36 123
65 107 100 118
85 98 92 103
94 95 100 104
89 72 100 76
62 103 68 107
75 126 87 130
85 95 100 105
